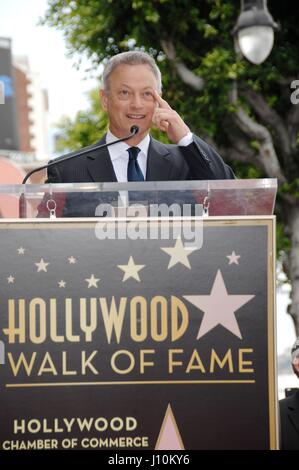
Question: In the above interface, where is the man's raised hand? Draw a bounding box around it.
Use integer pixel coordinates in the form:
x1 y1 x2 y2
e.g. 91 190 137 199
152 90 190 144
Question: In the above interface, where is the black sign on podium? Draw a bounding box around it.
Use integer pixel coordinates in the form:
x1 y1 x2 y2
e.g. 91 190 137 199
0 179 278 450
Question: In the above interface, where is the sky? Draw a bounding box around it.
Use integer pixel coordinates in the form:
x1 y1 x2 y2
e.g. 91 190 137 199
0 1 297 384
0 0 98 125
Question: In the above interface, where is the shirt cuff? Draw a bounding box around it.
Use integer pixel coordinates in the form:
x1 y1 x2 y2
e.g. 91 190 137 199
177 131 193 147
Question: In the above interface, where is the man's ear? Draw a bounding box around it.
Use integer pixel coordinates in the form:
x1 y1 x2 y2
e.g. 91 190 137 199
100 89 108 111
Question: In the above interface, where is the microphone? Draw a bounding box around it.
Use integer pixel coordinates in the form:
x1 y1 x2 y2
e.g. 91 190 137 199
21 125 139 185
19 125 139 218
129 125 139 135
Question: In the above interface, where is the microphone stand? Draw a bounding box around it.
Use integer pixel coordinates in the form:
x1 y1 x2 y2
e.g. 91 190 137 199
19 126 139 218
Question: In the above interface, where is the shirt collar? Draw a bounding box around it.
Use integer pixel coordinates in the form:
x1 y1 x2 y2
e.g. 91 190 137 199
106 129 150 162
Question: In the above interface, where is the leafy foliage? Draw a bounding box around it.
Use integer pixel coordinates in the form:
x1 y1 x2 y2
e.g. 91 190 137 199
55 90 108 151
44 0 299 275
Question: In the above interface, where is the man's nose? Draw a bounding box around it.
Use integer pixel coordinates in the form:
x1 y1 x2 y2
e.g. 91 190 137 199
130 93 143 108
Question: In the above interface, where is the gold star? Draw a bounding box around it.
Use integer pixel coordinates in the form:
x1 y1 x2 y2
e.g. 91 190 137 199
7 275 15 284
161 237 196 269
35 258 49 272
85 274 100 288
118 256 145 282
58 280 66 288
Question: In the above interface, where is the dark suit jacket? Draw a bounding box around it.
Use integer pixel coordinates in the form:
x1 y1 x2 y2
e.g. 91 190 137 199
279 390 299 450
38 134 234 217
45 134 234 183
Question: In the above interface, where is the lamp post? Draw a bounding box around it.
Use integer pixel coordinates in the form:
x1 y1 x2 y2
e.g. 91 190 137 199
233 0 278 65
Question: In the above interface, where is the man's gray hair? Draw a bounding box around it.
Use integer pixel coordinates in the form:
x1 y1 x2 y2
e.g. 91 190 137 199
102 51 162 92
291 337 299 378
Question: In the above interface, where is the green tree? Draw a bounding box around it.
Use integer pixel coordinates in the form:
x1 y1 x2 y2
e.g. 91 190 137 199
43 0 299 333
55 89 108 151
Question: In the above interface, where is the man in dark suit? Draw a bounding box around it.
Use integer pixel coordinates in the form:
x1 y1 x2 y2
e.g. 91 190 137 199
39 51 234 217
279 338 299 450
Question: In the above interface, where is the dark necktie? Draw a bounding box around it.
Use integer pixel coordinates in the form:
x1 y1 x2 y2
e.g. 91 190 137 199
127 147 144 181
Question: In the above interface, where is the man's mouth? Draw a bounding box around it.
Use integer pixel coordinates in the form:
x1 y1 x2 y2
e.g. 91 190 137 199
127 114 145 119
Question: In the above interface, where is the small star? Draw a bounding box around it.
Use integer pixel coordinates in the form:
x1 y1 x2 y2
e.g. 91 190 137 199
85 274 100 288
161 237 196 269
68 256 77 264
117 256 145 282
58 280 66 288
17 247 26 255
35 258 50 272
227 251 241 265
7 275 15 284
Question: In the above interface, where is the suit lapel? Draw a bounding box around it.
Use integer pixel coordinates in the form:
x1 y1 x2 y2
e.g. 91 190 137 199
85 135 174 182
146 138 173 181
86 135 117 182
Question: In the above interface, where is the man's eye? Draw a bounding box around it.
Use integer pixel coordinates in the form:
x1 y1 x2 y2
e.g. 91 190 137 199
120 90 129 96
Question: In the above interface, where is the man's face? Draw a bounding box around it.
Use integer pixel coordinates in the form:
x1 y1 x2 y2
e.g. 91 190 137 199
100 64 158 142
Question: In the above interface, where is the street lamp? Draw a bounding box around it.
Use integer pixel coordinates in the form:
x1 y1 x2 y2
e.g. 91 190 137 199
233 0 278 65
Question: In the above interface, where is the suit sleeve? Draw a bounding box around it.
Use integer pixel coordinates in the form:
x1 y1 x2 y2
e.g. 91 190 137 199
44 159 63 184
179 134 235 180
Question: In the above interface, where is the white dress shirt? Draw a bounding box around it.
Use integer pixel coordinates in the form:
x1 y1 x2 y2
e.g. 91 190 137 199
106 130 149 182
106 129 193 182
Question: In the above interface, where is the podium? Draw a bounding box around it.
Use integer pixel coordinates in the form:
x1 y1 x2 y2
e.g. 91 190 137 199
0 179 278 450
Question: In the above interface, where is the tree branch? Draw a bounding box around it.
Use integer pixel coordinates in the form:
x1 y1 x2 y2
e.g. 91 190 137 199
229 82 287 184
160 39 204 91
220 147 260 166
202 132 263 170
287 102 299 150
241 88 291 158
227 137 262 167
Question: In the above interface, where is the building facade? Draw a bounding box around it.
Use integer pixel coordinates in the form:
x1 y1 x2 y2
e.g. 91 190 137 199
0 37 49 183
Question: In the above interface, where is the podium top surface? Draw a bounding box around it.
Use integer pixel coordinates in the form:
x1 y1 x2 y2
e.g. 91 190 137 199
0 178 277 218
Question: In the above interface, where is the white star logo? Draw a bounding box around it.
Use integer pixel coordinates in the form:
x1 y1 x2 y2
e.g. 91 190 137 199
226 251 241 265
58 280 66 288
183 269 255 339
68 256 77 264
85 274 100 288
35 258 50 272
117 256 145 282
7 275 15 284
17 247 26 255
161 237 196 269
